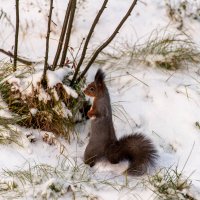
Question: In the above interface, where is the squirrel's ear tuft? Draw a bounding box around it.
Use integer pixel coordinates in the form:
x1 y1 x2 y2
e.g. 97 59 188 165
95 69 105 84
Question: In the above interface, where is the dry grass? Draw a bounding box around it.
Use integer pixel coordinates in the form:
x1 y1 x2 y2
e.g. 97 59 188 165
0 122 23 146
146 167 196 200
0 62 89 140
96 31 200 71
0 159 135 200
165 0 200 30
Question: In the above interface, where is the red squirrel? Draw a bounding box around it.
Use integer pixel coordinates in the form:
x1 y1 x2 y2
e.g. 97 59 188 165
83 69 158 175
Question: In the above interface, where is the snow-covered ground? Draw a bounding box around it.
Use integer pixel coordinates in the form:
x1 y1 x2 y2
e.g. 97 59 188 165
1 0 200 199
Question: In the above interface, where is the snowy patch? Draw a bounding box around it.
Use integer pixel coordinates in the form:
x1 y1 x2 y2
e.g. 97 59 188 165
47 67 72 88
52 102 72 118
30 108 38 116
63 85 78 99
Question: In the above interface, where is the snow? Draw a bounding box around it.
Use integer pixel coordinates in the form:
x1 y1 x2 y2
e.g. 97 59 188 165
30 108 38 116
47 67 72 88
0 65 76 108
53 102 72 118
63 85 78 99
1 0 200 199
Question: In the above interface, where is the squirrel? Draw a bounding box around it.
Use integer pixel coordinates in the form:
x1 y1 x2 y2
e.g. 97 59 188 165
83 69 158 175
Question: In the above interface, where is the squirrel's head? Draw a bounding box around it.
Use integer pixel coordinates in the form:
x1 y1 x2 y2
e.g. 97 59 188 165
84 69 105 97
84 82 97 97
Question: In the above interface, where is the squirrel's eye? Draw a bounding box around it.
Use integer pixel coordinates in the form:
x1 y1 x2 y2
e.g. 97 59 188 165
90 87 95 92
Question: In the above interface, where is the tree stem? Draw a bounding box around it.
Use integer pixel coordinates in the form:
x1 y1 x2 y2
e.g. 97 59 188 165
14 0 19 71
59 0 77 68
52 0 73 70
76 0 138 83
70 0 108 86
42 0 54 88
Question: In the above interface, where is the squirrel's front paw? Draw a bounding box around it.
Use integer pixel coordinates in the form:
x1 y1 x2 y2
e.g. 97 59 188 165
90 116 96 120
87 110 96 119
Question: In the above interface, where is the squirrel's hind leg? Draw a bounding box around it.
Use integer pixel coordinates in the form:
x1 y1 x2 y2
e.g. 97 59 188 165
84 146 103 167
84 156 97 167
106 143 122 164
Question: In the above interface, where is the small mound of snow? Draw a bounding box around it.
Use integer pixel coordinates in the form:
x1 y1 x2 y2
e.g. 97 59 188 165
47 67 72 88
30 108 38 116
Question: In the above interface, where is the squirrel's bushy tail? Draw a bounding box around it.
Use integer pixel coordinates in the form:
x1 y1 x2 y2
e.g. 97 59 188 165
106 133 158 176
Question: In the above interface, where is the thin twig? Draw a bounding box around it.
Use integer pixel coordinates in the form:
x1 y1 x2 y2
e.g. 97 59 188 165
73 37 85 67
59 0 77 68
42 0 54 88
52 0 73 70
0 48 36 65
165 71 176 82
70 0 108 86
127 72 149 87
76 0 138 83
185 85 189 100
14 0 19 71
181 142 195 174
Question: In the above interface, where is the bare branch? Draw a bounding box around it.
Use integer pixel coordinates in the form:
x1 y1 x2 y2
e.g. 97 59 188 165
70 0 108 86
52 0 73 70
59 0 77 68
73 37 85 67
42 0 54 88
14 0 19 71
0 48 35 65
76 0 138 83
